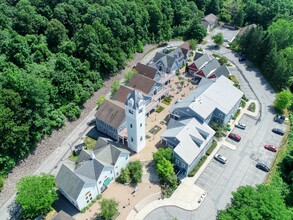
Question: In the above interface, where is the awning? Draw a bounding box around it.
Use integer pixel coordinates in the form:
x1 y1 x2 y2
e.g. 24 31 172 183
103 178 111 187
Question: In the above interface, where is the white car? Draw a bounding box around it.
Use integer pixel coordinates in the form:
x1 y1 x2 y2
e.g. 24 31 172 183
235 122 246 129
214 154 227 164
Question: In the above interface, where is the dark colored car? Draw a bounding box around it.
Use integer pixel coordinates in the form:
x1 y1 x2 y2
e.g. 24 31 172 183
274 115 285 124
238 57 246 61
264 144 277 152
272 128 285 136
228 133 241 142
256 162 270 172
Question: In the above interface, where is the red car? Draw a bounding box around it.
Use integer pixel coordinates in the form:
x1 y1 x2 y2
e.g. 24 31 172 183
264 144 277 152
228 133 241 142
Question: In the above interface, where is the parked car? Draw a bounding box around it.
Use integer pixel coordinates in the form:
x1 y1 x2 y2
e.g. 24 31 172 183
272 128 285 136
228 133 241 142
274 115 286 124
214 154 227 164
264 144 277 152
235 122 246 129
256 162 270 172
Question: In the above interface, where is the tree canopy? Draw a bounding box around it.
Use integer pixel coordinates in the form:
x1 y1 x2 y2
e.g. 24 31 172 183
274 90 293 112
0 0 209 177
100 198 119 220
217 185 292 220
212 33 224 46
16 174 57 219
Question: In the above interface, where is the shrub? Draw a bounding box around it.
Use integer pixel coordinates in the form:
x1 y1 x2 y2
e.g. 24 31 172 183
188 155 208 177
248 102 256 112
156 105 165 113
162 97 172 105
241 100 246 108
206 140 218 156
116 167 130 184
233 109 241 120
0 176 4 191
117 161 142 184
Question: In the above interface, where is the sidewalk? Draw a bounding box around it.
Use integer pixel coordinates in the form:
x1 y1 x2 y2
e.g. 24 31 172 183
127 99 260 220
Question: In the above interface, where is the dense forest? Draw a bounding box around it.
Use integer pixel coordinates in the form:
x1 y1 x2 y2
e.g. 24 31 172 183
0 0 209 177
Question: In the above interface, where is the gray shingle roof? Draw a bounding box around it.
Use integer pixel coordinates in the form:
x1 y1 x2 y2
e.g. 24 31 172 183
213 64 231 78
55 164 88 200
95 100 125 129
202 13 218 24
52 211 74 220
193 53 211 68
200 59 221 77
193 52 204 61
153 52 165 63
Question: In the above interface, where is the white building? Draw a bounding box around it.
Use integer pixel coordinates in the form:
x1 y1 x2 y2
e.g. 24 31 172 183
125 90 146 153
55 138 130 211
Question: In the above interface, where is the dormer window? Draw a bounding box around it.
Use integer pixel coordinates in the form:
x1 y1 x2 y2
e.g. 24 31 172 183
129 110 133 114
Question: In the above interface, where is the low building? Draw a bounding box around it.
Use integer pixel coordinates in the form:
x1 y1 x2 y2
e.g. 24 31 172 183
201 13 218 32
189 53 212 74
161 118 215 178
55 138 130 211
170 76 244 125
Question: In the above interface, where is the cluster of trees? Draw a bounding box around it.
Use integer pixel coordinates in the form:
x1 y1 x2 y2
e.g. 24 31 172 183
153 148 178 197
237 19 293 90
218 185 292 220
99 198 119 220
16 174 57 219
116 161 143 184
0 0 208 177
195 0 292 28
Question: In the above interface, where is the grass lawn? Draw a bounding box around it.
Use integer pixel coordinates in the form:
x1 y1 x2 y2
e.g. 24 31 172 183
84 136 96 150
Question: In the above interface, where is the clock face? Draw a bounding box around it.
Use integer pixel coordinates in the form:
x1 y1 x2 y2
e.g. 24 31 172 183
128 98 134 107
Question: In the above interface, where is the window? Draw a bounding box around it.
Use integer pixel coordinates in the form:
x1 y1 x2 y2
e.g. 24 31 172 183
130 124 132 128
131 137 133 142
99 181 101 184
105 176 107 179
140 123 142 127
139 109 143 113
110 170 113 174
140 136 143 141
129 110 133 114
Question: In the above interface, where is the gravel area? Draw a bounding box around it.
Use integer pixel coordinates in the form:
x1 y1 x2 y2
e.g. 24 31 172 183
0 44 157 207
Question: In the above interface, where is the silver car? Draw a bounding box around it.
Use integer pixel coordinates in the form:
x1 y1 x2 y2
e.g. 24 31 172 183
214 154 227 164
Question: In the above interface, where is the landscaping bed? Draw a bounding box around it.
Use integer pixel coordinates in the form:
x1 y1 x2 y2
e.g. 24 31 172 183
248 102 256 112
156 105 165 113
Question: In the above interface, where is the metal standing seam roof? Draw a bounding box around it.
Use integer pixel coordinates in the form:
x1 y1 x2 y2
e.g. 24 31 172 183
95 100 125 129
162 118 215 165
170 76 243 120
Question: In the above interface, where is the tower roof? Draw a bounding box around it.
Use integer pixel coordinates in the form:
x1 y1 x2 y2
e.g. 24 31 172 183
125 90 144 110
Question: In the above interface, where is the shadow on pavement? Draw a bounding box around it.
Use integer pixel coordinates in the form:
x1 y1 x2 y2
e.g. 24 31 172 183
53 191 79 217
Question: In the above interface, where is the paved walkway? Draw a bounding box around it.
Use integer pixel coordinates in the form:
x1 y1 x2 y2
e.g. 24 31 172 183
127 99 260 220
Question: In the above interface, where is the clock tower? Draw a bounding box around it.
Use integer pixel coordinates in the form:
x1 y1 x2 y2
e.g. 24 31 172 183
125 91 146 153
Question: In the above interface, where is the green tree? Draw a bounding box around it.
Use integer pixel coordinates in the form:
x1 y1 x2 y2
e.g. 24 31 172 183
45 19 68 49
206 0 220 15
188 39 198 50
97 95 107 106
218 56 228 65
274 90 293 112
116 167 130 184
232 9 244 27
16 174 57 219
128 161 143 184
156 158 175 183
124 70 137 84
111 80 120 97
153 148 173 164
100 198 119 220
212 33 224 47
218 185 292 220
